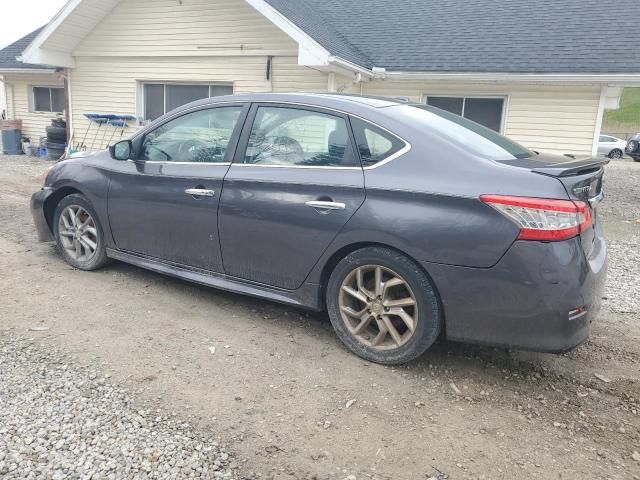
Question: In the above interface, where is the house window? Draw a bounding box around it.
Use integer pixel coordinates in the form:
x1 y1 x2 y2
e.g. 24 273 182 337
143 83 234 121
425 96 505 132
32 86 64 113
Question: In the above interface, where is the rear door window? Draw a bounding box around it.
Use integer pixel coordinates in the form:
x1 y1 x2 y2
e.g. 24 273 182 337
350 117 406 167
243 106 358 167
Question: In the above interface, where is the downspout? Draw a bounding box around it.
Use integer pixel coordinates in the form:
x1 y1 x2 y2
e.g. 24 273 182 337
64 68 74 146
327 73 337 92
0 75 6 119
8 82 15 119
592 85 607 157
335 73 364 93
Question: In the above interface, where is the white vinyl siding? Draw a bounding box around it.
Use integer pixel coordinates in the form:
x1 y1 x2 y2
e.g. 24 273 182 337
72 0 299 58
363 81 601 156
1 72 64 143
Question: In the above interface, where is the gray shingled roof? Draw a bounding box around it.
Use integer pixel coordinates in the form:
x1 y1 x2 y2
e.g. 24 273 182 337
265 0 640 73
0 27 53 70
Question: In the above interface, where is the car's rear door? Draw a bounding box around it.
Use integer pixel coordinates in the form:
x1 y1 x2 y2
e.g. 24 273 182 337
107 103 248 272
218 103 365 289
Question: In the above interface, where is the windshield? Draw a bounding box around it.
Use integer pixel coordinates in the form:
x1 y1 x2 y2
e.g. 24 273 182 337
395 104 533 160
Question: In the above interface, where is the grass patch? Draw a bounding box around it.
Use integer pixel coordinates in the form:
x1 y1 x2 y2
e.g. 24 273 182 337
604 88 640 127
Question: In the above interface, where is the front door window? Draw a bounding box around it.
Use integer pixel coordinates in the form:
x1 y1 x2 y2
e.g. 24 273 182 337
140 106 244 163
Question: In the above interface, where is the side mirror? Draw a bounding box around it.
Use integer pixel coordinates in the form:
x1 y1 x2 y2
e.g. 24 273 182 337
109 140 132 161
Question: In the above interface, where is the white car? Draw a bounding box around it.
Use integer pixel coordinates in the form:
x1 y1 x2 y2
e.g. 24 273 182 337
597 135 627 159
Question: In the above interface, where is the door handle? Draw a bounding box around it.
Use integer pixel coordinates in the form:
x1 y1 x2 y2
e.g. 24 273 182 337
305 200 346 211
185 188 215 197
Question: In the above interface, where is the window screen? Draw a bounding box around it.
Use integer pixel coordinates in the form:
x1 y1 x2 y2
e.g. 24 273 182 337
426 96 505 132
464 98 504 133
51 88 65 113
350 117 406 167
33 87 64 112
143 83 234 121
244 107 357 167
426 97 464 116
166 85 210 112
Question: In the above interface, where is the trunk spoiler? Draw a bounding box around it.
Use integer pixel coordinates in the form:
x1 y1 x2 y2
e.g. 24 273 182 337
532 158 610 177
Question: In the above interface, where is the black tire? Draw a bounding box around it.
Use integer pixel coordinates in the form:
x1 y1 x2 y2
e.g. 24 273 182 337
326 246 442 365
608 149 623 159
53 194 109 271
46 125 66 140
46 141 66 150
634 157 640 163
48 149 65 161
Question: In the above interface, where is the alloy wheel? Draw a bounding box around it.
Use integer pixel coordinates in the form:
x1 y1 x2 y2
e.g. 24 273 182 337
338 265 418 350
58 205 98 262
609 149 622 159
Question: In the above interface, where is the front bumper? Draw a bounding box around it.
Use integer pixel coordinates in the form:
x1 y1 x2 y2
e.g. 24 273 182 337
30 188 55 242
425 233 607 353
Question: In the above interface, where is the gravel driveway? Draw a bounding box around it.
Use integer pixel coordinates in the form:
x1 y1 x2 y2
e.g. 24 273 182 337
0 337 237 479
0 154 639 480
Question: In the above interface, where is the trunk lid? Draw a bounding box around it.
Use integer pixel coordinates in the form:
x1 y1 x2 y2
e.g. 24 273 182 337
498 153 608 256
497 153 607 202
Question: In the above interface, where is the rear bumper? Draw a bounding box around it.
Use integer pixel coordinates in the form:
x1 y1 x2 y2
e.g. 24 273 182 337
30 188 55 242
425 233 607 353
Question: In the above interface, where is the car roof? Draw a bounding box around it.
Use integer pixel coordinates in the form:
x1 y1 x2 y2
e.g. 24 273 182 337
181 92 406 111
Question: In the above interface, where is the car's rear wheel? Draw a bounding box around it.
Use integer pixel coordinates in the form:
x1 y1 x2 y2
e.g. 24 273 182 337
326 247 442 364
53 194 109 271
608 149 623 159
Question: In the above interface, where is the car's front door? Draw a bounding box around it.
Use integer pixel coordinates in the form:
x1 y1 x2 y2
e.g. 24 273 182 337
219 104 365 289
107 104 247 272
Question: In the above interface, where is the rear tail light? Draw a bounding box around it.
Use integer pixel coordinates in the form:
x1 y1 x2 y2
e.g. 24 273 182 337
480 195 592 241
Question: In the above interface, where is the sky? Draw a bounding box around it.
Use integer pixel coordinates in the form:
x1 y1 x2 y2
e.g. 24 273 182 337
0 0 67 49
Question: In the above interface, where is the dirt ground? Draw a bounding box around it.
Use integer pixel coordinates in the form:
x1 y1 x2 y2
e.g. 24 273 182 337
1 154 639 480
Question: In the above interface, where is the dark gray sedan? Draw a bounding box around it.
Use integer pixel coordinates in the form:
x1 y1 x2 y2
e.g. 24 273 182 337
31 93 607 364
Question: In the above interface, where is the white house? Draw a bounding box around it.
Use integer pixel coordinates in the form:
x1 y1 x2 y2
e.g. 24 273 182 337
6 0 640 156
0 27 65 144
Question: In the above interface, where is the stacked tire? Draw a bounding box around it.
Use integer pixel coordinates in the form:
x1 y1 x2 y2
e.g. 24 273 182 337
46 119 67 161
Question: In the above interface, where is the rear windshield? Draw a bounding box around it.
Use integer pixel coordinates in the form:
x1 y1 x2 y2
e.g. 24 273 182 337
394 104 533 160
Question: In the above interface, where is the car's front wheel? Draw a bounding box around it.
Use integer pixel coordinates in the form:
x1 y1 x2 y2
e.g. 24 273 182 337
326 247 442 365
53 193 109 271
608 149 623 159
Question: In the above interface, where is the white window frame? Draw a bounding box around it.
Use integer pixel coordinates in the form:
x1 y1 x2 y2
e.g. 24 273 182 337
137 81 234 123
422 94 509 134
30 85 64 113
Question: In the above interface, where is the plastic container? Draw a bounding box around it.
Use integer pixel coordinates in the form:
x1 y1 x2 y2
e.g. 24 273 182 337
1 129 22 155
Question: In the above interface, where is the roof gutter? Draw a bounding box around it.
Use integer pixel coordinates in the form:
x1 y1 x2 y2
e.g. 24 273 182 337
376 70 640 84
0 68 58 74
328 56 374 78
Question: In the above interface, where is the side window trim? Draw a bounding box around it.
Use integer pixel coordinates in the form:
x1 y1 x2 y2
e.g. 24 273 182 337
232 103 363 169
134 103 250 164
